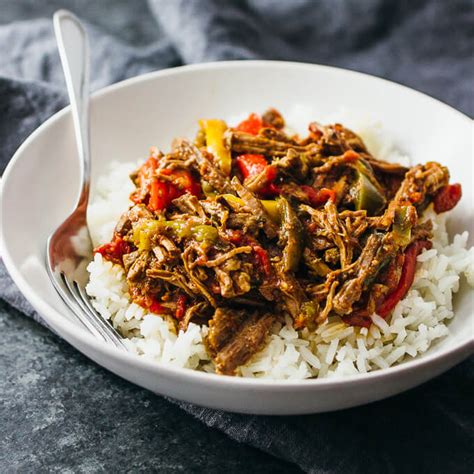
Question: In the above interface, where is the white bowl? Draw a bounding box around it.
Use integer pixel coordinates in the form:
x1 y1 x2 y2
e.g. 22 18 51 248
1 61 473 414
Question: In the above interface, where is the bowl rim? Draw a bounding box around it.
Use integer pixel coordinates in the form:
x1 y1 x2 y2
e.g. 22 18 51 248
1 59 473 389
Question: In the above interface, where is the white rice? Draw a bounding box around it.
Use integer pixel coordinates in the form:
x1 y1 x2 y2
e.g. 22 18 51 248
85 120 474 379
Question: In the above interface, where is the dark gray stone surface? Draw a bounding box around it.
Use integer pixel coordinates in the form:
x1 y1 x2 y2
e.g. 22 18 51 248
0 300 300 473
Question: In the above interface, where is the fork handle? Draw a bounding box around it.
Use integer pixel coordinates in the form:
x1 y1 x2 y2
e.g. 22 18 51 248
53 10 91 210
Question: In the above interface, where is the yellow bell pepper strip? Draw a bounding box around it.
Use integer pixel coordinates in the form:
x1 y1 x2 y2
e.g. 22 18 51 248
220 194 280 223
133 219 220 251
199 119 232 175
133 220 162 251
194 127 206 147
261 200 280 223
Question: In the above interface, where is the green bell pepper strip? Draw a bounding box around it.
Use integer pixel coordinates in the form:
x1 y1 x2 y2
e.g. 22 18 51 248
354 171 386 215
279 197 304 272
393 206 412 246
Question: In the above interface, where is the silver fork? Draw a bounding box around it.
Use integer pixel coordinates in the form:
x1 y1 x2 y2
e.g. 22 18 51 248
46 10 127 350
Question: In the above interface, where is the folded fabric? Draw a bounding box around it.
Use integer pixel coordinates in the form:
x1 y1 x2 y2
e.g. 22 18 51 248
0 1 472 472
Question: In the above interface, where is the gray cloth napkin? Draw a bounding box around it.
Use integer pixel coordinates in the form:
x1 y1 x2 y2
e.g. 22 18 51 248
1 1 473 472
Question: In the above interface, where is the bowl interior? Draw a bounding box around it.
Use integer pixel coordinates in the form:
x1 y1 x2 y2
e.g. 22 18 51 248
2 61 473 358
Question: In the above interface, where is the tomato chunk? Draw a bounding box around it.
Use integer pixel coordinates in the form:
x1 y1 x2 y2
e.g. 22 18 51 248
433 183 462 213
149 300 165 314
225 230 272 276
94 234 130 265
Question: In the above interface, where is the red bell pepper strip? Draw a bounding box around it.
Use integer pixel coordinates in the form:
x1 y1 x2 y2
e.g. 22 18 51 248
143 156 158 176
149 300 165 314
175 294 187 320
132 155 201 211
138 156 158 186
342 310 372 328
224 229 272 276
150 169 201 211
94 234 131 265
253 245 272 276
433 183 462 214
301 185 336 207
161 168 201 197
130 156 159 205
225 229 244 245
377 240 432 318
236 113 265 135
343 240 431 327
235 154 279 196
149 179 169 211
236 154 268 178
264 169 280 195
